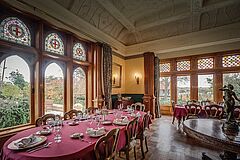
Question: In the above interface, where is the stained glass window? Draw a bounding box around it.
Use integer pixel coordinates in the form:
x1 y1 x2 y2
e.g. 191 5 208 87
177 60 190 71
45 33 64 55
222 54 240 67
73 43 86 61
160 63 170 72
0 17 31 46
198 58 214 69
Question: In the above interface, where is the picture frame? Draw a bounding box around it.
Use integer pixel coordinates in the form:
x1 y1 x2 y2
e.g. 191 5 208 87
112 63 122 88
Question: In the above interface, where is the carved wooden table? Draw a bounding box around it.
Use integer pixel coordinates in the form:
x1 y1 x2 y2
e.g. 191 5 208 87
183 119 240 160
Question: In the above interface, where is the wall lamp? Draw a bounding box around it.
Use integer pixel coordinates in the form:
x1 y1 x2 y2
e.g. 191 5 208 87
134 74 140 84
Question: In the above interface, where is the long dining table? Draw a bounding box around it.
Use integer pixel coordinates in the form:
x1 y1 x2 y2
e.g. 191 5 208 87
1 110 146 160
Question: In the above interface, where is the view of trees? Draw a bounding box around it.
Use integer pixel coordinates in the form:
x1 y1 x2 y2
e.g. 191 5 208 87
198 75 213 101
159 77 171 105
0 68 30 129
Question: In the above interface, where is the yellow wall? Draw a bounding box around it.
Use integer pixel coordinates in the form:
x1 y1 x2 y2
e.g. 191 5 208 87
125 57 144 94
112 55 125 94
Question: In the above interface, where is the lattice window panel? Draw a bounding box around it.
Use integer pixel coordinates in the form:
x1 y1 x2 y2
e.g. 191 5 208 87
198 58 214 69
160 63 170 72
177 60 190 71
222 54 240 67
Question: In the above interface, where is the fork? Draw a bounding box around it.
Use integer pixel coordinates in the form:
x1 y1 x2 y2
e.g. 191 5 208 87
27 142 52 153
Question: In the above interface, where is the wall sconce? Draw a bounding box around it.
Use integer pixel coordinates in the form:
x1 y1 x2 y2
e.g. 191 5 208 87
135 74 140 84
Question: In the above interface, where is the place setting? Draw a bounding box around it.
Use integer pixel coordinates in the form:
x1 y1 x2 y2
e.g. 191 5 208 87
7 134 49 152
113 116 129 126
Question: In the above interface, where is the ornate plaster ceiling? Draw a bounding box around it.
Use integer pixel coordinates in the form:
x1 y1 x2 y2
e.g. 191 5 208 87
4 0 240 57
53 0 240 46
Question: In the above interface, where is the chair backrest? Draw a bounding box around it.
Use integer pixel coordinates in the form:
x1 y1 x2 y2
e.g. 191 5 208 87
126 117 139 148
187 100 200 105
138 111 151 138
205 104 223 119
35 114 57 127
64 109 83 120
185 104 202 116
131 102 145 111
94 128 120 160
234 106 240 120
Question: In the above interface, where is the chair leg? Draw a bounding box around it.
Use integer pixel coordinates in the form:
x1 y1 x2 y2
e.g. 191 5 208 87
125 149 129 160
119 151 121 158
140 139 145 158
145 136 149 152
134 146 137 160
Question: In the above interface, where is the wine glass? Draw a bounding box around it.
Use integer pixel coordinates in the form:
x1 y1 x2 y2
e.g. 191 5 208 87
54 120 62 143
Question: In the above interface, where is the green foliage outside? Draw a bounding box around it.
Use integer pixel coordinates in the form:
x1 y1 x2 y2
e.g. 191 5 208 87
0 70 30 129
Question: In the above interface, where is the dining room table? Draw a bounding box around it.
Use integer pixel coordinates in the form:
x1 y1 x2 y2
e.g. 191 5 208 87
1 110 146 160
172 105 188 126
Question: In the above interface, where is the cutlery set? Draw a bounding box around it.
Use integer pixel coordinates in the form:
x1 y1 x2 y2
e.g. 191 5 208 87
26 142 52 153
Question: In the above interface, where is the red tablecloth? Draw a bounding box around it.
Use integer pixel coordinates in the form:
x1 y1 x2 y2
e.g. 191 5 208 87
173 105 187 120
2 110 146 160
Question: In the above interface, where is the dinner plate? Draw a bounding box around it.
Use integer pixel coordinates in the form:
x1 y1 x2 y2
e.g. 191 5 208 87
36 129 51 135
88 132 106 138
7 136 47 150
113 121 128 126
70 132 84 139
101 120 112 125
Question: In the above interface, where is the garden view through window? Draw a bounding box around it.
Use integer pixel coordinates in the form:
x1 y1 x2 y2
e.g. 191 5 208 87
73 67 86 111
223 72 240 105
159 77 171 105
177 76 190 104
44 63 64 116
0 55 30 130
198 74 213 102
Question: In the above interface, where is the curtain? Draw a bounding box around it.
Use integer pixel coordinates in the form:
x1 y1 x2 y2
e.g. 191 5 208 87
102 43 112 109
154 57 161 118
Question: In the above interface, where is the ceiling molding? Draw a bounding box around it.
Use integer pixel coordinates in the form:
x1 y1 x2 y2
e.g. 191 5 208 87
95 0 135 32
126 22 240 56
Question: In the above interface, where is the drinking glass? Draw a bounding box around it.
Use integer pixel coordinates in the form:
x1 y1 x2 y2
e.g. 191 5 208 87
54 116 62 143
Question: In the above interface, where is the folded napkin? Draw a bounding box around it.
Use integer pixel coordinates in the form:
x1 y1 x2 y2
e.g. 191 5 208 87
136 112 141 117
86 127 105 135
14 134 36 148
122 117 129 123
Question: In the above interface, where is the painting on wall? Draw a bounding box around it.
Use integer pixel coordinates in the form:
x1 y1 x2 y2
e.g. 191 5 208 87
112 63 122 88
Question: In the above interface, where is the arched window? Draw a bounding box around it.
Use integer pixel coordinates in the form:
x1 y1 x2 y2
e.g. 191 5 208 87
73 67 86 111
0 17 31 46
45 33 64 55
0 55 30 129
44 63 64 116
73 43 86 61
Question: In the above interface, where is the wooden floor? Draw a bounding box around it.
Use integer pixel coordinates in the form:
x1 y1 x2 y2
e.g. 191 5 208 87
116 116 222 160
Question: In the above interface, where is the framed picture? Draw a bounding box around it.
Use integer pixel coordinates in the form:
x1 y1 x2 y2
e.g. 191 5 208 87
112 63 122 88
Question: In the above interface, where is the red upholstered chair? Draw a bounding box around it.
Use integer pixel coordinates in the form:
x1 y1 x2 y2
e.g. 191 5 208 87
131 102 145 111
136 112 151 159
94 128 120 160
119 117 139 160
234 106 240 121
35 114 60 127
205 104 224 119
185 104 202 119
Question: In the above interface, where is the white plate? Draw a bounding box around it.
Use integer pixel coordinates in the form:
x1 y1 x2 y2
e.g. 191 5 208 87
36 130 51 135
101 121 112 125
7 136 47 150
88 132 106 138
113 121 128 126
70 132 84 139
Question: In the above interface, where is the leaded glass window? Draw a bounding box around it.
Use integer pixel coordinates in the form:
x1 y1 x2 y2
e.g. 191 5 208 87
177 60 190 71
0 17 31 46
222 54 240 67
73 43 86 61
45 33 64 55
198 58 214 69
160 63 170 72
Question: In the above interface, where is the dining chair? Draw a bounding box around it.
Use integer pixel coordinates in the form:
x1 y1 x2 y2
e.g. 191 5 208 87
94 128 120 160
64 109 83 120
131 102 145 111
35 114 57 127
136 111 151 159
119 117 139 160
185 104 202 119
205 104 224 119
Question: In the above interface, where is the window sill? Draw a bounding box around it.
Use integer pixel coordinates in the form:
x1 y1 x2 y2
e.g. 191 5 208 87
0 125 35 138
